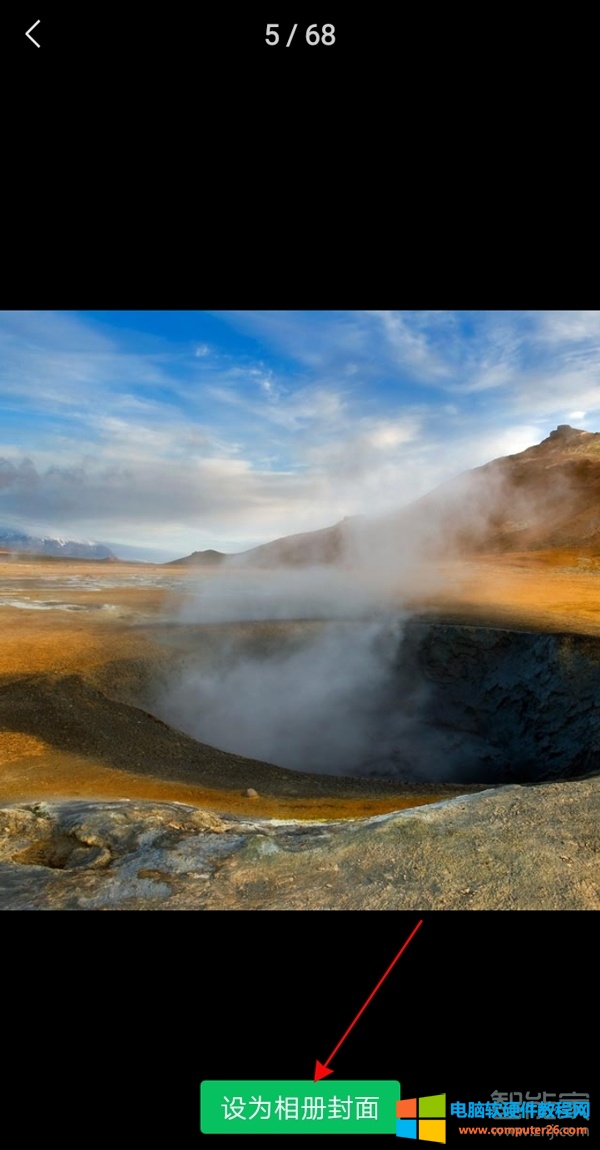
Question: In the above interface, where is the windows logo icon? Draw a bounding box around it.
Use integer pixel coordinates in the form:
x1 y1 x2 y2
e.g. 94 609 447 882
396 1093 446 1142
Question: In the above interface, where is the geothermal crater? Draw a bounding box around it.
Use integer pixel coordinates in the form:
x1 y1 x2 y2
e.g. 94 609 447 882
151 620 600 786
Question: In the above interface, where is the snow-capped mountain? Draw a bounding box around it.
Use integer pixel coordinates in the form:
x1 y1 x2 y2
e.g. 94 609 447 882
0 528 117 560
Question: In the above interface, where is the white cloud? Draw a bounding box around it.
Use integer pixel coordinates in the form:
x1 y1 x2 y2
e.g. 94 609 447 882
206 380 348 433
4 310 600 556
365 310 451 380
511 371 600 418
534 311 600 344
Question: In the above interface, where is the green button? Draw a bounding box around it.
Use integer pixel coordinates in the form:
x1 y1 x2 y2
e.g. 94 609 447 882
200 1081 400 1134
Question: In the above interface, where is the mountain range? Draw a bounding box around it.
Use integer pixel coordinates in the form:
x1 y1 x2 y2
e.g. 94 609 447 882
0 529 116 560
171 425 600 566
4 426 600 566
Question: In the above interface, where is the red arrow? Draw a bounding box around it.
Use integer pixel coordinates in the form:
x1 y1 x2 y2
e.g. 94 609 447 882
313 919 423 1082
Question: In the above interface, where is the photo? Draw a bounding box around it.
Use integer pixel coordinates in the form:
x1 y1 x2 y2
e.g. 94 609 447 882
0 310 594 1140
2 310 598 912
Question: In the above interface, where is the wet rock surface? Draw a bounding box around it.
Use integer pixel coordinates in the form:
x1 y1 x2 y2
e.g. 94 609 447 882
1 777 599 909
144 620 600 785
375 623 600 783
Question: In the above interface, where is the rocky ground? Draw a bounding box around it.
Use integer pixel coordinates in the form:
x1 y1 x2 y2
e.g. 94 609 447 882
1 554 600 910
1 775 598 909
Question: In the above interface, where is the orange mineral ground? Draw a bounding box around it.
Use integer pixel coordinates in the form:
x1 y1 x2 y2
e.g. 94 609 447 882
1 551 599 820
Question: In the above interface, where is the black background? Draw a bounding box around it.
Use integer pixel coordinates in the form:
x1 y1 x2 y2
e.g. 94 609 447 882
12 911 594 1145
6 10 357 66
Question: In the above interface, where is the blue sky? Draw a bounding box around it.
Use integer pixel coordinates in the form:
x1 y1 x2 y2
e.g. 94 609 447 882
1 309 599 560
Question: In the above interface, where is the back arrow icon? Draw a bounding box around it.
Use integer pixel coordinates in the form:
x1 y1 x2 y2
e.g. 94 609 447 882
26 20 41 47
